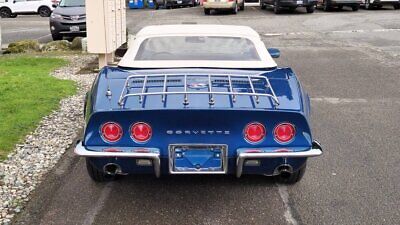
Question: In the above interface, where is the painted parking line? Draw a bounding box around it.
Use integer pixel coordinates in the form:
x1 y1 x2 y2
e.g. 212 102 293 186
4 28 49 34
264 28 400 37
277 184 299 225
311 97 400 104
311 97 368 104
82 182 114 225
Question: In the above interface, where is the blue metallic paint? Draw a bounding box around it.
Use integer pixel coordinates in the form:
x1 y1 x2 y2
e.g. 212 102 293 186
83 66 314 176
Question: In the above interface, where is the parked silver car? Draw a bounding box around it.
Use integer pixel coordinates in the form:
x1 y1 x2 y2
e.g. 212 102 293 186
203 0 245 15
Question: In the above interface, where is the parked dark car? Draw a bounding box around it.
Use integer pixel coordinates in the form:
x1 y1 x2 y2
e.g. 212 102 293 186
154 0 196 9
49 0 86 40
260 0 317 13
363 0 400 9
317 0 361 11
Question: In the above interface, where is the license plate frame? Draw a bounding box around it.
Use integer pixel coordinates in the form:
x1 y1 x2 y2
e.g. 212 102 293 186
177 0 182 3
296 0 303 4
70 26 80 32
169 144 228 174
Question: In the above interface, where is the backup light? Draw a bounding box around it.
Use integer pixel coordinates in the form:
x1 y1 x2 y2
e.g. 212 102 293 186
101 122 123 143
274 123 296 143
244 122 266 144
131 122 152 143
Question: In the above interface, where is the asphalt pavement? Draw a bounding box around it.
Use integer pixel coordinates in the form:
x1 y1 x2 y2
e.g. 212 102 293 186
0 15 52 47
9 5 400 225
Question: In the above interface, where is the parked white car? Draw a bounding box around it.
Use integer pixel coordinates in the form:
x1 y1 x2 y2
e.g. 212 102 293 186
363 0 400 9
0 0 56 18
203 0 245 15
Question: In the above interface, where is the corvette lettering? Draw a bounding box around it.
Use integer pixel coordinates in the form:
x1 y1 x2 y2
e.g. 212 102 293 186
166 130 230 135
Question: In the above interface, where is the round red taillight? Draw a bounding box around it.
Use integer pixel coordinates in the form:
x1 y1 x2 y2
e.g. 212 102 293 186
274 123 296 143
131 122 152 143
244 122 266 144
101 122 123 143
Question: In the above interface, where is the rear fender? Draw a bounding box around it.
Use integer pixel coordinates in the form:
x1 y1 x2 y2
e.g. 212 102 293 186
83 109 313 157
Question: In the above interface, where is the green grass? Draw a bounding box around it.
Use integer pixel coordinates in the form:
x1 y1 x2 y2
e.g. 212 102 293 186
0 56 76 160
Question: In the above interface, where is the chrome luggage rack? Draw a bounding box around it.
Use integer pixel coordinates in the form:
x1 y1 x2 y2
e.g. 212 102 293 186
117 73 280 107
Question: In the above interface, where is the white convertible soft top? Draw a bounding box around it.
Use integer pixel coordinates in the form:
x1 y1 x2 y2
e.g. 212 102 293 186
119 25 277 69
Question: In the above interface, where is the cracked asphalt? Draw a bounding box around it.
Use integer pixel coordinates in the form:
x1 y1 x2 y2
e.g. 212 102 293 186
7 5 400 225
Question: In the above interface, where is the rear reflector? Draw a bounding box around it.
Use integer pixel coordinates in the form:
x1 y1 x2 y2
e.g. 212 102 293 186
136 159 152 166
244 122 266 144
101 122 123 143
274 123 296 143
103 148 123 152
244 160 261 166
131 122 152 143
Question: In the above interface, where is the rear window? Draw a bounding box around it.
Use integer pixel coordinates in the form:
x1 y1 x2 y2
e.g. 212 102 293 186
134 36 261 61
59 0 85 7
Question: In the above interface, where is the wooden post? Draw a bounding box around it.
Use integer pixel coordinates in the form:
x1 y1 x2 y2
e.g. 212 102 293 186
98 54 108 69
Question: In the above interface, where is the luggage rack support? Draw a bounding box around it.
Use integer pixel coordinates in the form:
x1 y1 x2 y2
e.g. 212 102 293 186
118 73 280 108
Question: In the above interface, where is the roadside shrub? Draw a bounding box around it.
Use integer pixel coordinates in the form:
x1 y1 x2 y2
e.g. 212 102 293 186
70 37 83 50
41 40 72 52
4 40 40 54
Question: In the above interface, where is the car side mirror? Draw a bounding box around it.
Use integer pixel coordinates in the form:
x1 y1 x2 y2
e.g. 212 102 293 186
13 0 16 3
52 4 58 8
268 48 280 58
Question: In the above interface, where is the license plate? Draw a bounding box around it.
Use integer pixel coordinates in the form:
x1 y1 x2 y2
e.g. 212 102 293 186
177 0 182 3
169 144 227 174
70 26 80 32
296 0 303 4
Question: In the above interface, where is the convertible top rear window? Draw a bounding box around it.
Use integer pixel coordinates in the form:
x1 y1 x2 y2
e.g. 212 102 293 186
134 36 261 61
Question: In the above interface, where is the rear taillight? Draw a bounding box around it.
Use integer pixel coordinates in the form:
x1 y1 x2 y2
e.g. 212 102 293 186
244 122 266 144
274 123 295 143
101 122 123 143
131 122 152 143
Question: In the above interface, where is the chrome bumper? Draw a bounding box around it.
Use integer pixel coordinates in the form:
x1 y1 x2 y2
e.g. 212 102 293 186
74 142 161 178
236 140 323 178
75 141 322 178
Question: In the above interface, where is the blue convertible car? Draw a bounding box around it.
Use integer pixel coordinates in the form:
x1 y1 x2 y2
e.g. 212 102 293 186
75 25 323 184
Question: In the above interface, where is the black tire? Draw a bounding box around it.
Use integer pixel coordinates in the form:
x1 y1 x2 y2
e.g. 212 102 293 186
164 0 172 9
394 4 400 9
240 1 245 10
274 0 281 14
365 0 373 9
51 33 63 41
306 5 314 13
352 4 359 11
275 163 307 184
0 7 12 18
323 0 331 11
86 158 116 182
10 13 17 18
204 8 211 14
38 6 51 17
232 2 238 14
260 0 266 9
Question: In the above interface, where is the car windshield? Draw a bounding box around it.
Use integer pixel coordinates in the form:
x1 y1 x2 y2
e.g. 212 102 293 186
59 0 85 7
135 36 261 61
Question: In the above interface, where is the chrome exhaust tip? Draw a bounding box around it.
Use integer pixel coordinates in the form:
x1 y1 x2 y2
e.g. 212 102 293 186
275 164 293 178
103 163 122 176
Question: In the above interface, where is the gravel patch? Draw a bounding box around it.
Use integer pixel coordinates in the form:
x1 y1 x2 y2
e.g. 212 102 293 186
0 54 97 225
